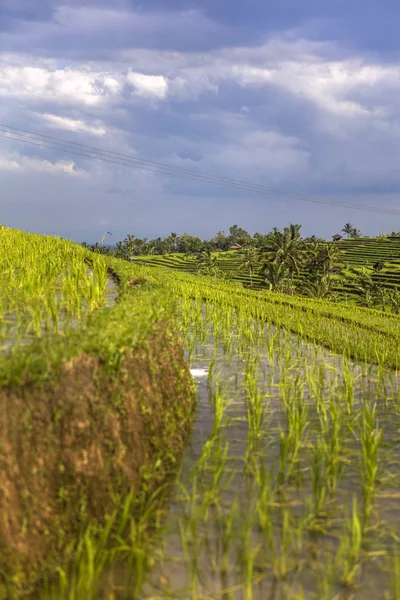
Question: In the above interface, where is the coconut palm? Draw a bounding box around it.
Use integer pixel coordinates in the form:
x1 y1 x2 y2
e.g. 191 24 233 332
197 250 218 269
239 247 260 286
308 243 344 281
351 267 385 309
388 290 400 314
262 260 290 292
260 224 307 277
301 275 334 299
342 223 354 238
168 232 179 252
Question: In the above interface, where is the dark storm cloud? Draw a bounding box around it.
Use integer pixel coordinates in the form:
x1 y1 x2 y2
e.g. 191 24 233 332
1 0 400 241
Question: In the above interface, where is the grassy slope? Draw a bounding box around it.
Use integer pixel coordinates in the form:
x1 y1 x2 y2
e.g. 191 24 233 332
0 237 196 597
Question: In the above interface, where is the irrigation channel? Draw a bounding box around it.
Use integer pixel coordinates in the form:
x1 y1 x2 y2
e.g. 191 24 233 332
134 298 400 600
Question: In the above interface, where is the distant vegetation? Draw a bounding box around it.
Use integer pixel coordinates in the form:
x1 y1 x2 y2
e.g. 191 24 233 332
83 223 400 310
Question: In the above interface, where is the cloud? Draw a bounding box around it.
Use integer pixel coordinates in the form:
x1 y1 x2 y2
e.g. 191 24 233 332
1 4 221 56
2 2 400 241
0 151 85 176
39 113 107 135
0 63 122 105
127 71 168 99
232 57 397 118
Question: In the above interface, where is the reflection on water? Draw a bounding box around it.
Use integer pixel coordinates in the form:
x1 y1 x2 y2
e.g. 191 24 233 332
142 321 400 599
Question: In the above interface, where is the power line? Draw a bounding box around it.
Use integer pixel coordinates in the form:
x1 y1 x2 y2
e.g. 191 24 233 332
3 125 399 216
1 123 400 216
4 123 398 215
0 123 361 206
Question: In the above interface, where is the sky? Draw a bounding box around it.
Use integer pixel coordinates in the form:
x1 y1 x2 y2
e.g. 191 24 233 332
1 0 400 242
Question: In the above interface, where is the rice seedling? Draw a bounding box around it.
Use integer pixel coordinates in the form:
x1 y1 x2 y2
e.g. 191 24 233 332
0 228 110 347
359 402 383 524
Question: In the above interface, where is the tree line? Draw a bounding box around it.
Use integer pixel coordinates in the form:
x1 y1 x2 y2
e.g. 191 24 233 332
82 222 376 258
82 222 400 310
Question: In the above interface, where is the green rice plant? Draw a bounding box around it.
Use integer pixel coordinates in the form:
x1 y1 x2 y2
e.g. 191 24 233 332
236 508 262 600
218 497 240 582
278 387 309 487
389 548 400 600
342 359 356 414
255 463 276 556
325 399 346 494
359 402 383 524
335 496 363 587
177 479 204 598
0 228 110 346
211 381 229 439
270 507 301 581
310 436 329 522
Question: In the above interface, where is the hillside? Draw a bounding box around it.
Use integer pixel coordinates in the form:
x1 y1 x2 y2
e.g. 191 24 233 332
135 237 400 301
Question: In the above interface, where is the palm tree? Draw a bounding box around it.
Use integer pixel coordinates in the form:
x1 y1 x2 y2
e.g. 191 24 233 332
388 290 400 314
262 260 289 292
197 250 218 269
342 223 354 238
239 247 260 286
260 224 307 277
313 243 343 281
168 232 179 252
301 275 333 299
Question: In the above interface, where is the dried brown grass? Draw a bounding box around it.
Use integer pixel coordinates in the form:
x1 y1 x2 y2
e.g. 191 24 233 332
0 322 195 591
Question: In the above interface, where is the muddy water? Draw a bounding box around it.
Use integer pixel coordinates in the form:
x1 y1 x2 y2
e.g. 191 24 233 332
142 326 400 599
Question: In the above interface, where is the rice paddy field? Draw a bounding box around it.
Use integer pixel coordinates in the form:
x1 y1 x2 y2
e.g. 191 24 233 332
136 236 400 300
2 228 400 599
0 227 114 348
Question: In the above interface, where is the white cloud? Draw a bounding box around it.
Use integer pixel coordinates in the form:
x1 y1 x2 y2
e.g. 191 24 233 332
231 55 398 118
4 39 398 119
39 114 107 136
167 74 218 100
0 152 86 176
127 71 168 99
0 64 122 105
0 157 21 171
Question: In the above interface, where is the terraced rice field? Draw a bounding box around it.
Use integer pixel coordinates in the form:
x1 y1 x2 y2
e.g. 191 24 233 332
337 237 400 297
136 237 400 300
38 270 400 600
3 232 400 599
139 290 400 599
0 231 194 599
0 228 113 348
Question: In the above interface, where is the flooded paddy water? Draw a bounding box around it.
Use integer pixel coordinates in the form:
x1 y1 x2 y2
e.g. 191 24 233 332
0 274 118 351
139 300 400 600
